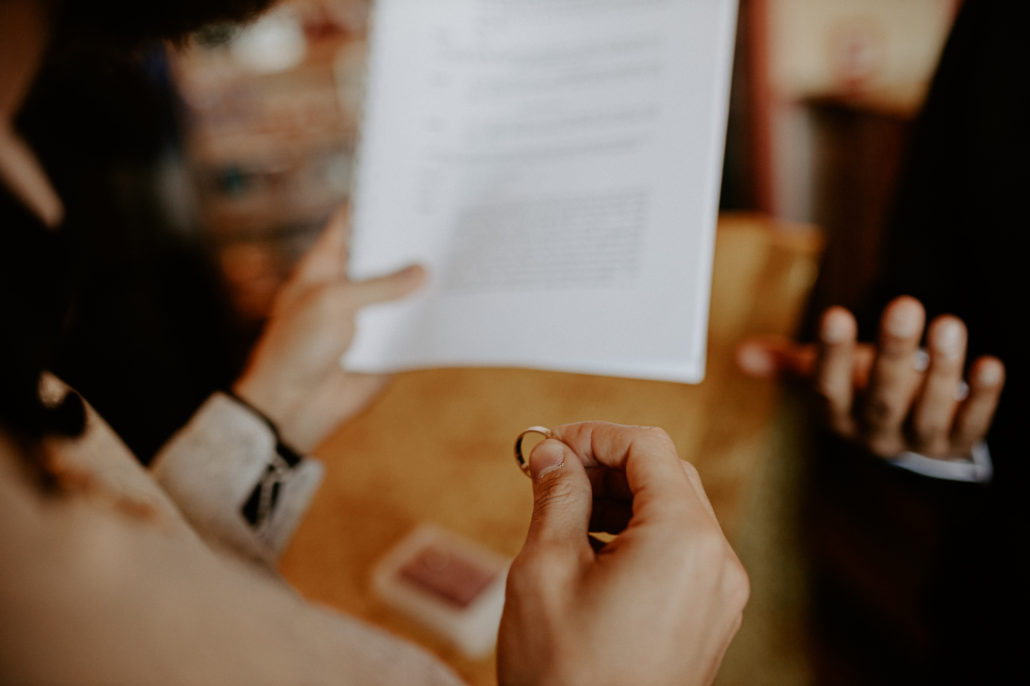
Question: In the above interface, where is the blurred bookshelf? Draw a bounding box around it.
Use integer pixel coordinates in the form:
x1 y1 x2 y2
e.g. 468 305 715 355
169 1 371 322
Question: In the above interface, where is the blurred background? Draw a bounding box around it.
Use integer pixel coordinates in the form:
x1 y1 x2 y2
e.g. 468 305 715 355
26 0 967 683
170 0 961 364
57 0 961 348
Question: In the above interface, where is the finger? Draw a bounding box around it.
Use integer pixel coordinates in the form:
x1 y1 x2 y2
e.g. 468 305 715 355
524 439 594 557
951 356 1005 454
589 459 720 532
850 344 877 391
551 422 696 525
734 336 816 380
862 296 925 454
814 306 859 436
273 209 351 312
293 206 350 285
910 316 966 455
337 264 427 309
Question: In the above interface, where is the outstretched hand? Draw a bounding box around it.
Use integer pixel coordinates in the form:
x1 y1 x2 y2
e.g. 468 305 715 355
498 422 749 686
232 208 425 452
736 296 1005 458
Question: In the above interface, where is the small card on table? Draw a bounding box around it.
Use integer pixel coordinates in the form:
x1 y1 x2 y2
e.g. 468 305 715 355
371 524 510 659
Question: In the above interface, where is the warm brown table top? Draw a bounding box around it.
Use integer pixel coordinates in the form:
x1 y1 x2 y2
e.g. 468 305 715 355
279 212 823 685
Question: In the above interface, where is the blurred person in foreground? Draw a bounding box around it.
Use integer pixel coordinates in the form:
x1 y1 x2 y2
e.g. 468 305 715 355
0 0 748 683
738 2 1026 682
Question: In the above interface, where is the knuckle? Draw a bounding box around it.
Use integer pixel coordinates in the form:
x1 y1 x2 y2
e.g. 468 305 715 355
865 395 905 426
680 459 701 482
865 435 901 459
912 416 948 444
505 555 544 599
639 425 675 447
724 559 751 610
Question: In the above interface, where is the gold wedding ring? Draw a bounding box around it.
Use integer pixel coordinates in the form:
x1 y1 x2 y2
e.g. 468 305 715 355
514 426 554 477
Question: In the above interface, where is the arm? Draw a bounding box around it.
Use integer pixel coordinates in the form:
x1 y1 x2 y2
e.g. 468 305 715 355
0 433 464 686
737 296 1005 481
231 206 426 454
150 391 325 563
499 422 750 686
152 208 424 562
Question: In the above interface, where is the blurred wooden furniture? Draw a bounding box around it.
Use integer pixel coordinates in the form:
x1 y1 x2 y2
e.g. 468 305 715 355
279 212 823 685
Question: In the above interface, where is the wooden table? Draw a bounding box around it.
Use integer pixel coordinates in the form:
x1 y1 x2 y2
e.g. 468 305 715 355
280 213 823 685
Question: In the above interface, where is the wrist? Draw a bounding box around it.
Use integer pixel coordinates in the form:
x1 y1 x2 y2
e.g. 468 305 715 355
231 369 297 429
221 387 304 467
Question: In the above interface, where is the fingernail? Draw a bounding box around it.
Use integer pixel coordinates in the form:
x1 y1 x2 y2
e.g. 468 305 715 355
530 440 566 479
932 320 963 354
976 362 1002 386
886 302 921 338
737 344 775 377
822 310 852 343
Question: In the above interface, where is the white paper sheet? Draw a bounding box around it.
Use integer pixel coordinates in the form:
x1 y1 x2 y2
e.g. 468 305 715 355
343 0 738 382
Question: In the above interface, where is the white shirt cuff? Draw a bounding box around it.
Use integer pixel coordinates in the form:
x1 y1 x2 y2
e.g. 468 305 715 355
888 441 993 483
151 393 324 563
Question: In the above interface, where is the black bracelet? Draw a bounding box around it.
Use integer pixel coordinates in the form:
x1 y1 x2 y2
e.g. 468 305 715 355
223 389 305 529
222 388 303 468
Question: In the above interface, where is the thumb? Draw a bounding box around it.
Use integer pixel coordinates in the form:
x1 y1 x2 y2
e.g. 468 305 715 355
344 263 427 308
525 439 593 552
735 336 815 380
293 207 350 285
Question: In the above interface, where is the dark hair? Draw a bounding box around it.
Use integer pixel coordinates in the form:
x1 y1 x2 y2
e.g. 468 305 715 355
56 0 277 45
1 0 275 455
0 188 87 447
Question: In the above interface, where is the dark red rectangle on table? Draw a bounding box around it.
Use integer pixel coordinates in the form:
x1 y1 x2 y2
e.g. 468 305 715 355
397 542 498 609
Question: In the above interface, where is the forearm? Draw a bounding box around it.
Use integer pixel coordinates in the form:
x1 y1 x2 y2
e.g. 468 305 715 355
2 474 465 686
